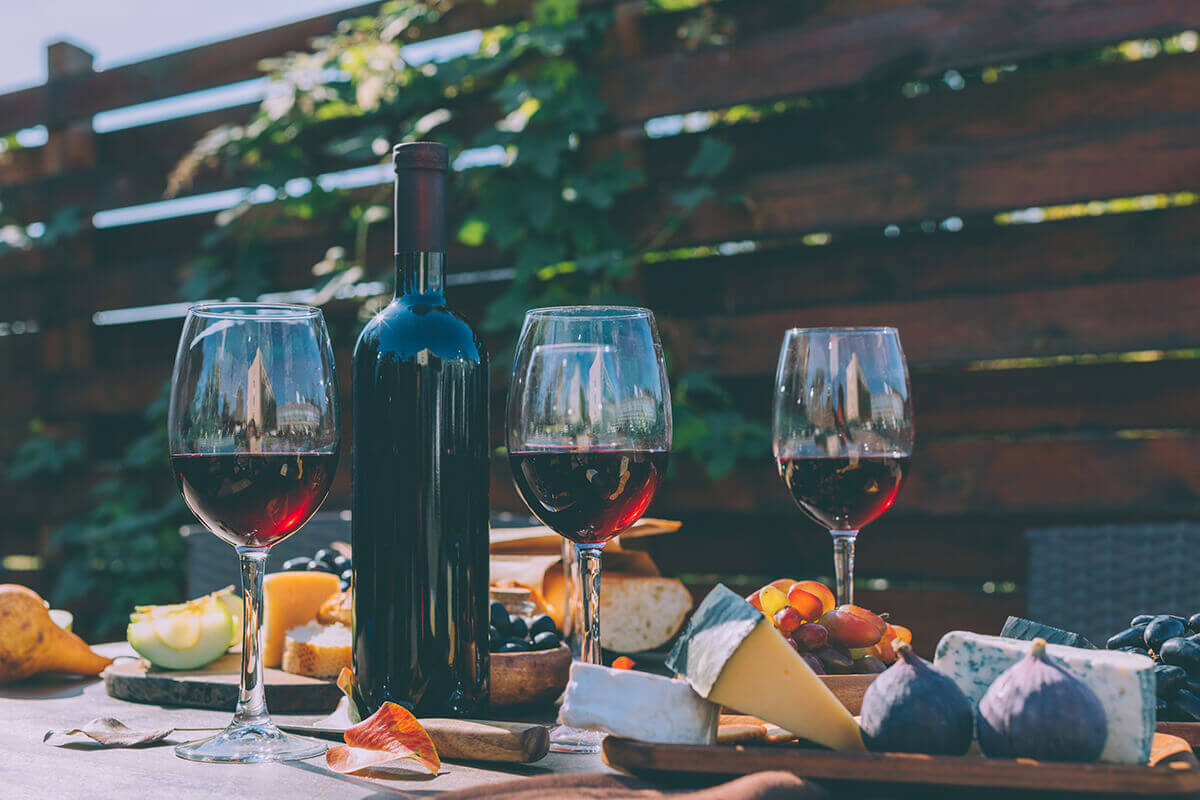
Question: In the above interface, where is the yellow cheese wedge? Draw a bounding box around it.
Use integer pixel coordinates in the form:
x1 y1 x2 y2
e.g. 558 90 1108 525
708 621 865 752
667 584 865 753
263 571 340 668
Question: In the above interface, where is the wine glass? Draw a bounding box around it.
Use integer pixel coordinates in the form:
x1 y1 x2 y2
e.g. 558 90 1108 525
507 307 671 752
772 327 913 608
168 303 339 763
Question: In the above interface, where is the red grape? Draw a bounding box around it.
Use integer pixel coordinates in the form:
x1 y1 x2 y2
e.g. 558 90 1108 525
785 585 824 621
792 622 829 651
813 645 855 674
773 606 803 635
820 605 888 649
800 652 826 675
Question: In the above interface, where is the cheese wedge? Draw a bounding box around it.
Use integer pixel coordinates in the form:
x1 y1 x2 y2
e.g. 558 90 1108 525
559 661 719 745
667 584 865 753
263 571 340 668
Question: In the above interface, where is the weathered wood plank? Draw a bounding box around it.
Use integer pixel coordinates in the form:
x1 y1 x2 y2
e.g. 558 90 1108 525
644 436 1200 517
664 274 1200 376
603 0 1200 122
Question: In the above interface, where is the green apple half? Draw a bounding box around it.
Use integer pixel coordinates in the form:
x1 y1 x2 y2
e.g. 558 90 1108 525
127 590 234 670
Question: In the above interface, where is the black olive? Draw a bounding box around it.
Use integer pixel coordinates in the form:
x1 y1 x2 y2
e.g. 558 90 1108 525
340 568 353 585
1131 614 1155 627
338 580 349 592
1189 613 1200 634
282 557 311 572
313 548 336 565
532 631 561 650
1120 646 1153 659
1160 637 1200 672
489 626 503 647
1169 688 1200 722
489 601 510 631
1106 625 1148 650
1185 678 1200 697
331 554 351 572
1156 664 1188 696
500 638 532 653
529 614 557 638
306 559 334 572
1146 616 1188 652
507 616 528 640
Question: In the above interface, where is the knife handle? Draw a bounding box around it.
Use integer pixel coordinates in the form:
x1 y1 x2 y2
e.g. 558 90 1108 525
422 719 549 763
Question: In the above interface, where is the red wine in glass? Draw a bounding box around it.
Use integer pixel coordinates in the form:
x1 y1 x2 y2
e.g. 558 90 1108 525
509 449 668 546
172 452 337 548
778 455 909 531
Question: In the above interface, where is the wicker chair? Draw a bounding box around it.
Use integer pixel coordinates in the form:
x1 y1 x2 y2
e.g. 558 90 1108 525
1026 522 1200 646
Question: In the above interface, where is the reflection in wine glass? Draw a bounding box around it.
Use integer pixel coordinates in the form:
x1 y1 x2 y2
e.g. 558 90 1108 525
507 307 671 753
773 327 913 607
169 303 339 763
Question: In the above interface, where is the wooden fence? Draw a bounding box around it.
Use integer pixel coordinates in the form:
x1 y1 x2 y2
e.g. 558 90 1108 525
3 0 1200 649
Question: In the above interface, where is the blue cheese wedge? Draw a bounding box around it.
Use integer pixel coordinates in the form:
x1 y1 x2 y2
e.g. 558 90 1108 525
935 630 1155 764
666 584 865 752
558 662 719 745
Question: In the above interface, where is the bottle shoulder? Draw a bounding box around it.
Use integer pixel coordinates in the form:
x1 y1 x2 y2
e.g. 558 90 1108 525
354 297 488 365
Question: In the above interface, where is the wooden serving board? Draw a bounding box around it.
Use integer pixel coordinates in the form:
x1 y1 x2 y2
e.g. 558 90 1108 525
104 644 572 712
603 727 1200 795
104 654 342 712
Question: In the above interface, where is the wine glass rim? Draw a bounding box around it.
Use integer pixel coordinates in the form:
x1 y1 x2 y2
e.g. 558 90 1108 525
189 302 321 320
785 325 898 335
525 305 652 320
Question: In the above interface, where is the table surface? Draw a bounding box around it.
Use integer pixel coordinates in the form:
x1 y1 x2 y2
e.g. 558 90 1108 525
2 643 611 800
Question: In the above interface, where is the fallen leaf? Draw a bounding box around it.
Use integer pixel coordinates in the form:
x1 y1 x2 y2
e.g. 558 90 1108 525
336 666 363 724
326 702 440 775
44 718 177 747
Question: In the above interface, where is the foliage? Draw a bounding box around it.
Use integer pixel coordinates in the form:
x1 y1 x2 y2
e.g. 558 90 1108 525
169 0 762 475
10 0 766 633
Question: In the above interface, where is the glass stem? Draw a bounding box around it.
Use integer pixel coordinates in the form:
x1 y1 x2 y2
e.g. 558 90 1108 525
234 548 269 728
831 530 858 607
578 546 603 665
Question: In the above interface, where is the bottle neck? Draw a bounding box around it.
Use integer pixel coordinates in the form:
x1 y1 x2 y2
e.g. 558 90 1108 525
395 251 445 299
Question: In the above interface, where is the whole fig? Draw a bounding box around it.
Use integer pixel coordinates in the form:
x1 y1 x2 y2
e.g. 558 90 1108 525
859 641 974 755
978 638 1107 762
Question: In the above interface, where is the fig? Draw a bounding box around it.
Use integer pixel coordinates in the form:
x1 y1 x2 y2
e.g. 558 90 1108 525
859 641 974 755
978 638 1107 762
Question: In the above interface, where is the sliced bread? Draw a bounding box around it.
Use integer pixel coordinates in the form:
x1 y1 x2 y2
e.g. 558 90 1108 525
281 621 351 678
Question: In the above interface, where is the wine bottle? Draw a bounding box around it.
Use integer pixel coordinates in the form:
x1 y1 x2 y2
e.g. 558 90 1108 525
351 142 490 717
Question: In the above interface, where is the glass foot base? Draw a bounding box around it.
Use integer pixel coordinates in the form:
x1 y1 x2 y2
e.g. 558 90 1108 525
175 721 326 763
549 724 604 753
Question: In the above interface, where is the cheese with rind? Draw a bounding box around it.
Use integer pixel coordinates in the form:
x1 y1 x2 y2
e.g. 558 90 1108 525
263 571 340 668
667 584 865 753
935 630 1155 765
559 662 718 745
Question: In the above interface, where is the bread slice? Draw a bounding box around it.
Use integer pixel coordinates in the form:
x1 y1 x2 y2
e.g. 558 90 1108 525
281 621 351 678
596 575 693 653
316 590 352 627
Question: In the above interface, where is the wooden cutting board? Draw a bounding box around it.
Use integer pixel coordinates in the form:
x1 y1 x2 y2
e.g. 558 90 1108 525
104 644 572 712
603 727 1200 795
104 654 342 712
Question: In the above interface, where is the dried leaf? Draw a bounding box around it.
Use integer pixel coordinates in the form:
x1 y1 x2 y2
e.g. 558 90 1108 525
326 702 440 775
336 666 362 724
44 718 177 747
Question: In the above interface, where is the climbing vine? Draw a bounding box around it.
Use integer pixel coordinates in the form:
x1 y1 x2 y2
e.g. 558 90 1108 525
12 0 768 636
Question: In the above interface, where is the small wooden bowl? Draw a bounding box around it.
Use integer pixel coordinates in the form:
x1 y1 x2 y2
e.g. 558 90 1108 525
820 673 876 715
490 644 572 708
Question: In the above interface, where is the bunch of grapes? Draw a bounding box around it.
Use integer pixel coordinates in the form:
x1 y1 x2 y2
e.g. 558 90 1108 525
1107 613 1200 722
747 579 911 675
